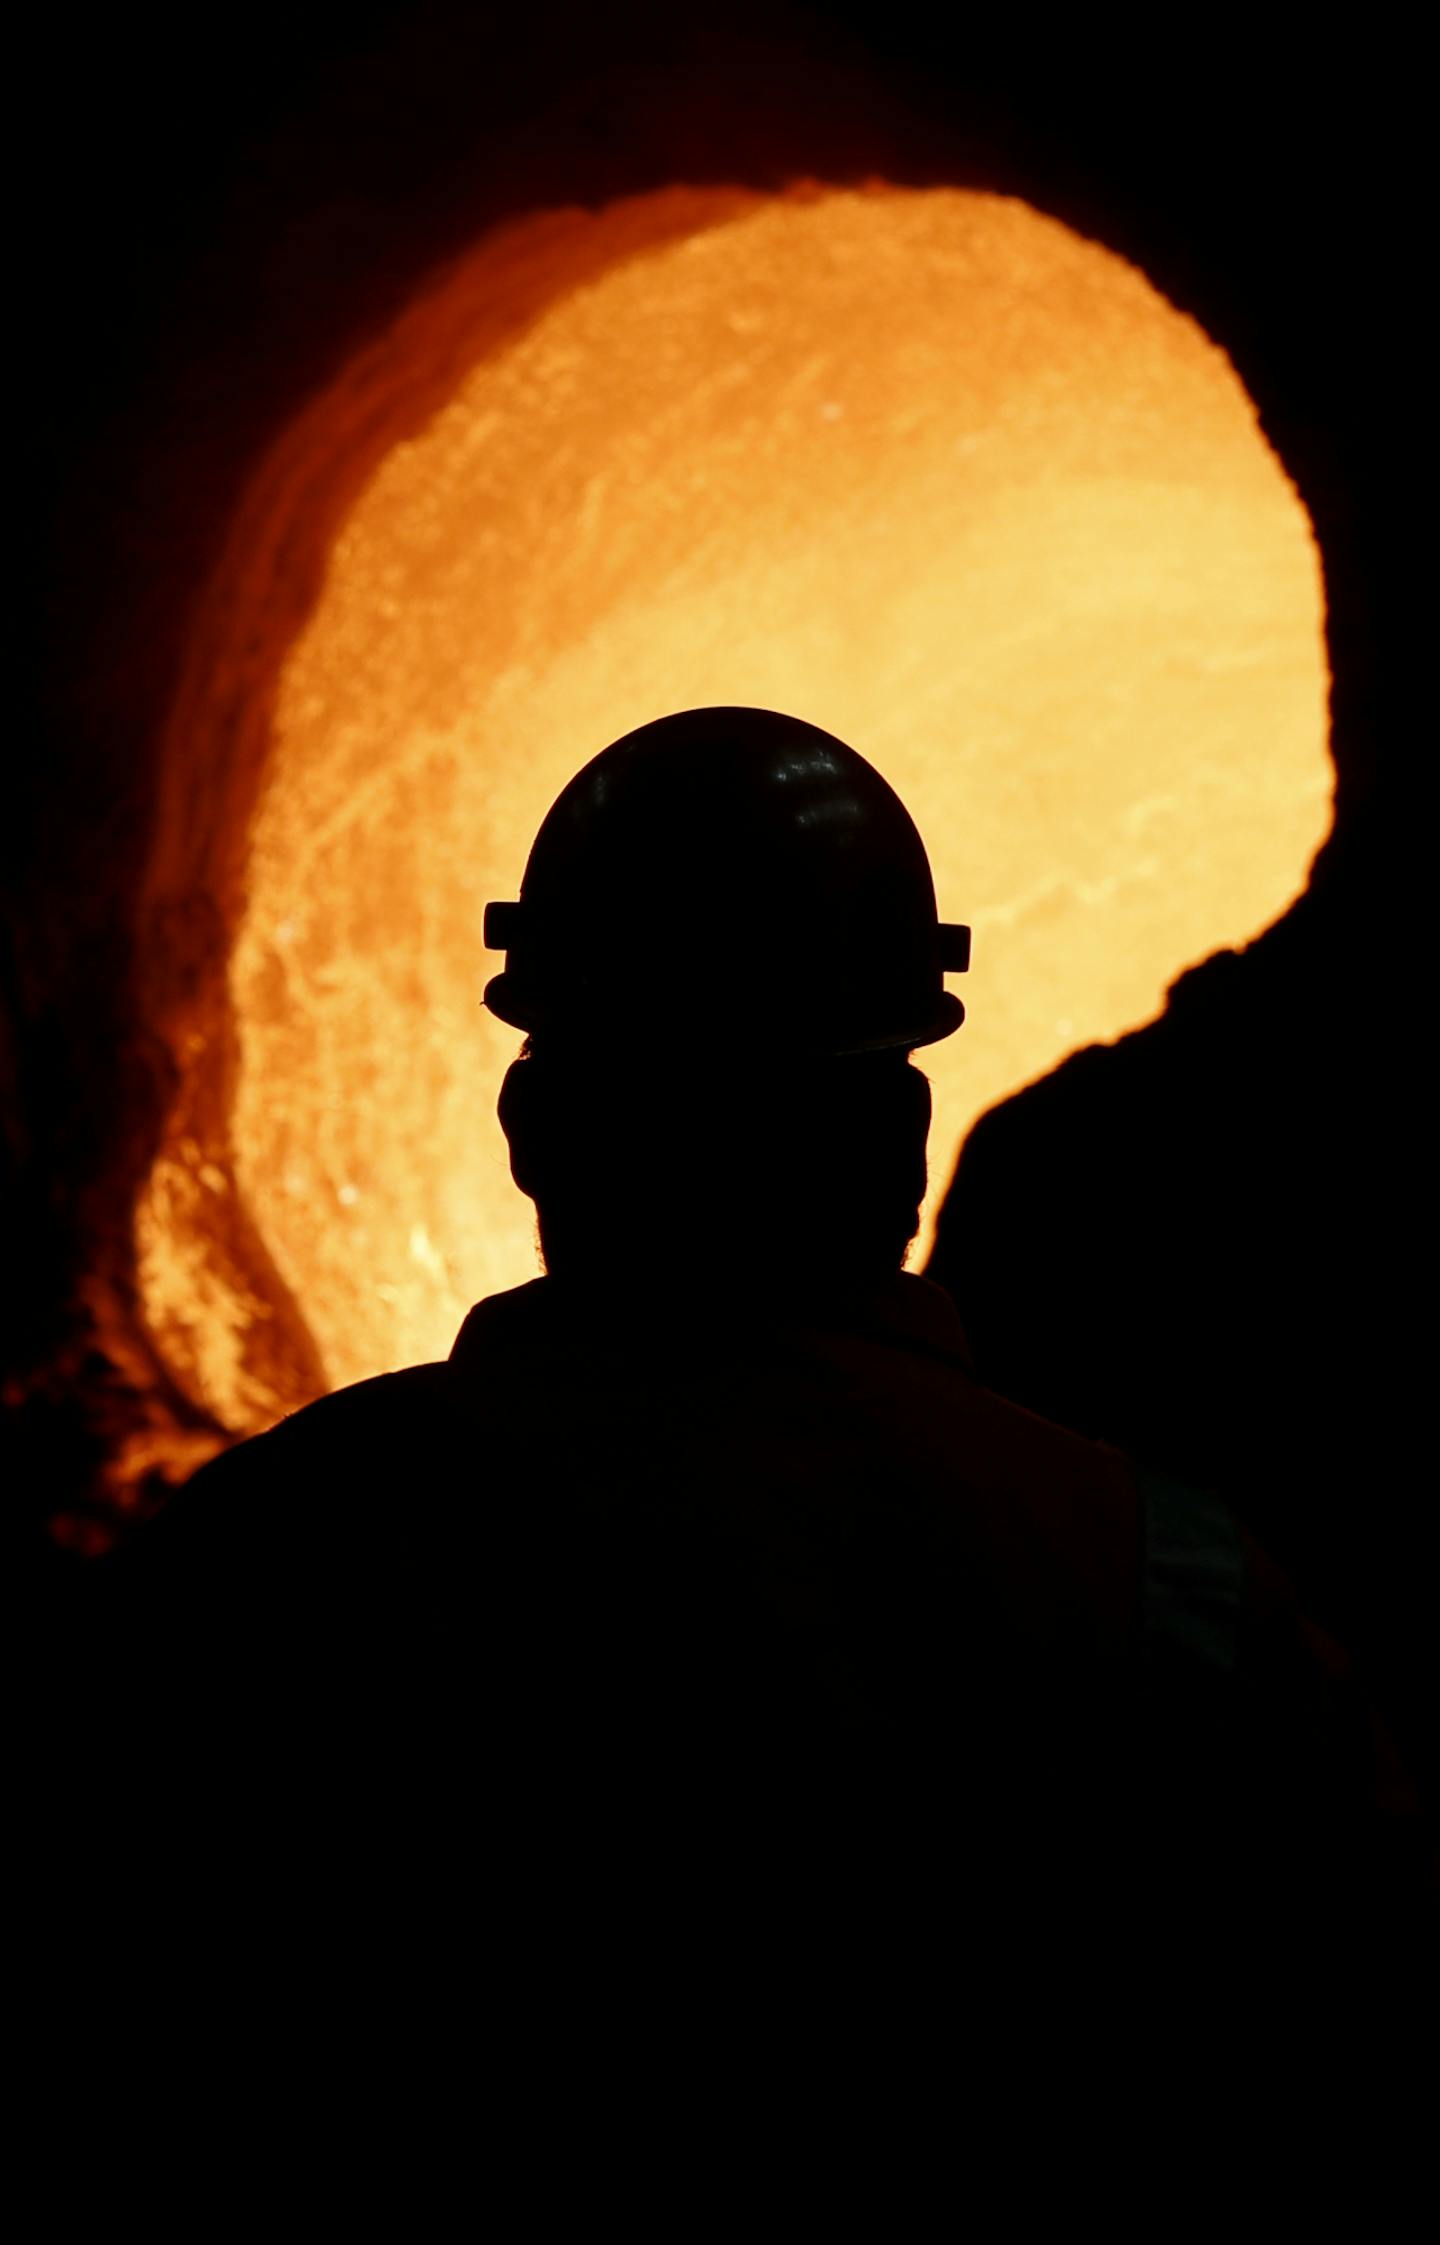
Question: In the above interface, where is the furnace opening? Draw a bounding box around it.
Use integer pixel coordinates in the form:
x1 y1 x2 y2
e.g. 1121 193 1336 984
133 183 1330 1451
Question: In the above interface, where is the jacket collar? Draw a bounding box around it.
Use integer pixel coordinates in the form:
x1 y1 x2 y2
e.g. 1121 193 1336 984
449 1267 974 1374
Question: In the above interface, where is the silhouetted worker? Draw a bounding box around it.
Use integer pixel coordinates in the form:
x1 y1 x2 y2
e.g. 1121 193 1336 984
83 708 1427 2043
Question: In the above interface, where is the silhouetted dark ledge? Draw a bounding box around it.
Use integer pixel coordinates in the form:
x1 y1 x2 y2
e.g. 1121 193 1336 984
928 839 1429 1802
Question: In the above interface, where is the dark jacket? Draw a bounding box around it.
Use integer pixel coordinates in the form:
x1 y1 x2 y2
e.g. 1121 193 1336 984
86 1269 1422 1958
31 1265 1428 2178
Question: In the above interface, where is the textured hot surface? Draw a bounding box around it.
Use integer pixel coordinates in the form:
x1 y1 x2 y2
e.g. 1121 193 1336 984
138 184 1329 1421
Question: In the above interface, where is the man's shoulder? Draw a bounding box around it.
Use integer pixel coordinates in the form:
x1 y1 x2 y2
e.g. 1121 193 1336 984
127 1362 466 1576
209 1360 456 1473
270 1360 458 1444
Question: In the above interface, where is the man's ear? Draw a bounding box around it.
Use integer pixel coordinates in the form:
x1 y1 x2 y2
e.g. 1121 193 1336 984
907 1058 933 1147
498 1057 541 1198
899 1059 933 1221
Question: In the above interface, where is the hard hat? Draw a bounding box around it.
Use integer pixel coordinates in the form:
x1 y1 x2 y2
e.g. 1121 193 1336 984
483 707 969 1054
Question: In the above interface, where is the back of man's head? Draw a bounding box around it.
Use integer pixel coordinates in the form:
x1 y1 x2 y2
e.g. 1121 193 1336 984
499 1036 932 1289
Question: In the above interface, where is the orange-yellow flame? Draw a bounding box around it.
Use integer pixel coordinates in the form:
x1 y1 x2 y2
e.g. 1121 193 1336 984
136 184 1329 1425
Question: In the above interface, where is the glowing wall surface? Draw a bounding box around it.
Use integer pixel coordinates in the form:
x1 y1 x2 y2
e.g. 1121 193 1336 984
139 185 1330 1415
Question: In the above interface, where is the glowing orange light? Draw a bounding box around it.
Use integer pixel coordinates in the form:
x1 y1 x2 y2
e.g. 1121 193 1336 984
136 184 1329 1431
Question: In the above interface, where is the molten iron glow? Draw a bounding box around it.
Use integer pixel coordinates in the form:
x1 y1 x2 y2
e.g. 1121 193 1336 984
137 185 1329 1427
